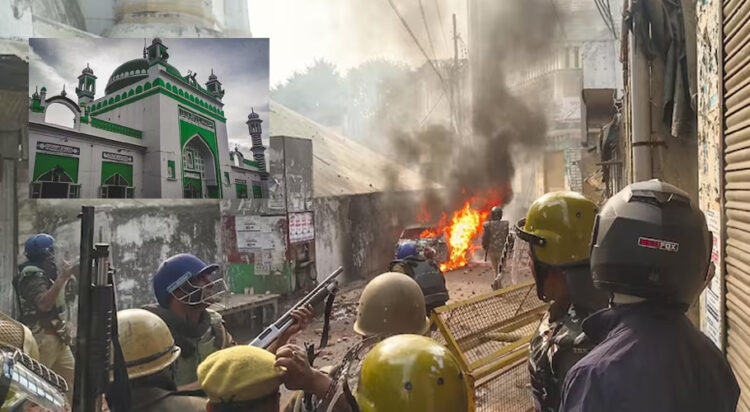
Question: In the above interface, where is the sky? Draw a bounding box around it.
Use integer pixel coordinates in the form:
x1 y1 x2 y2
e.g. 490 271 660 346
29 38 270 149
247 0 469 88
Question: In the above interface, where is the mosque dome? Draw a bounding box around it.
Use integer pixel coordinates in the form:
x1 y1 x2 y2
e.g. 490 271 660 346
105 58 150 95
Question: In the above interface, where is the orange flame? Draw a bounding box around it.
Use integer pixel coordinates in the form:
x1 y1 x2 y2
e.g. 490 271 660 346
422 188 509 272
439 202 490 272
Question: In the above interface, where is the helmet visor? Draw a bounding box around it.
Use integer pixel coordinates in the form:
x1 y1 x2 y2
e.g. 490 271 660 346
515 218 551 301
167 264 226 306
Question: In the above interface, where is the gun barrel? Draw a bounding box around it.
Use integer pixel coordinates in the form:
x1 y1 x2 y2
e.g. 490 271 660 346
249 267 343 348
273 266 343 327
73 206 96 412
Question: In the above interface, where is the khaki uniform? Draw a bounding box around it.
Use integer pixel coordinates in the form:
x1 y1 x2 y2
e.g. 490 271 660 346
130 386 207 412
14 262 74 403
142 305 232 387
282 341 375 412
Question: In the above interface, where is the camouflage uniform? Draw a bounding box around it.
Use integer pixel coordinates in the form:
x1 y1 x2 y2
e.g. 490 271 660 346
482 220 509 277
282 338 378 412
528 301 596 412
13 261 74 403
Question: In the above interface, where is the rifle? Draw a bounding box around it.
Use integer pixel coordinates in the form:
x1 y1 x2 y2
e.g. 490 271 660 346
249 266 344 349
72 206 130 412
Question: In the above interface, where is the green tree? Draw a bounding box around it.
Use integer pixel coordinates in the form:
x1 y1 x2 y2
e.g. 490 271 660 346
272 59 347 127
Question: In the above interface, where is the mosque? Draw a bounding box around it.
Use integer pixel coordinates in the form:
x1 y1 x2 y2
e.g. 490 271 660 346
28 38 267 199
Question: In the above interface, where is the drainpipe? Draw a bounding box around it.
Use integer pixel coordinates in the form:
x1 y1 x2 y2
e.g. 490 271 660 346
629 0 653 181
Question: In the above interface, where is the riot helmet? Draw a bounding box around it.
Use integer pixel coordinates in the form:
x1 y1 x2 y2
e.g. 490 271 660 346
590 180 712 307
490 206 503 221
516 191 607 309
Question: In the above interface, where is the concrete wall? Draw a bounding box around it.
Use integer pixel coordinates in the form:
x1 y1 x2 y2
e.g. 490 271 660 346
0 130 23 315
313 190 442 283
17 199 223 313
696 0 725 349
269 136 314 213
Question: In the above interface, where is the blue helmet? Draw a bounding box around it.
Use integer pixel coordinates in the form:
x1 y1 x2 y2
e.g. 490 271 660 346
153 253 221 307
24 234 55 261
397 242 418 260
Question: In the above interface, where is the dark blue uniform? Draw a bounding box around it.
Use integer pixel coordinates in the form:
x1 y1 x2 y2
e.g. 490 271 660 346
559 302 739 412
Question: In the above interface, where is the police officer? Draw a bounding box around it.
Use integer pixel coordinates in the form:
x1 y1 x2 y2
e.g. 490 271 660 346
515 192 608 412
198 346 282 412
390 243 449 314
0 311 40 361
348 334 469 412
13 234 75 403
145 253 311 390
0 311 68 411
482 206 509 281
559 180 740 412
276 272 431 412
117 308 206 412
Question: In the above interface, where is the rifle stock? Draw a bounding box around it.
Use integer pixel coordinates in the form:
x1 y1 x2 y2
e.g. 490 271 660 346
249 266 343 348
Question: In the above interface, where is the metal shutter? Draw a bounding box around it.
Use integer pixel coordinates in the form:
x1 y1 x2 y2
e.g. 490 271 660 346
724 0 750 409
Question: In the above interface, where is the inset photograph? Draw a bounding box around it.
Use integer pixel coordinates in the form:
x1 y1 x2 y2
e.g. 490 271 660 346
28 37 269 199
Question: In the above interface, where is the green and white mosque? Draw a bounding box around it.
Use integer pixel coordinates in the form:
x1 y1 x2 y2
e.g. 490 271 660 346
28 38 267 199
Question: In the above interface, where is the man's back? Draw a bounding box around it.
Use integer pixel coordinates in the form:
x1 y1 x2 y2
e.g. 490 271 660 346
560 302 739 412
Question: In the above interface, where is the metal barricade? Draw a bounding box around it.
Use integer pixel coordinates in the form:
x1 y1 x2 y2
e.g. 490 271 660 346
431 281 547 411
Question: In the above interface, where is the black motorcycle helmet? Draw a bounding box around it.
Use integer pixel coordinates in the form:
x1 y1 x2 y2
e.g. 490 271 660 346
490 206 503 221
590 180 712 307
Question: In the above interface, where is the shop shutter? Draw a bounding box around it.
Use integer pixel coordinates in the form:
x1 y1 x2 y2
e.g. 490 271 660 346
724 0 750 409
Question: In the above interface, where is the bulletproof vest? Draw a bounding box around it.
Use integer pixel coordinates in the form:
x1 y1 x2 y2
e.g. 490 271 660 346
13 262 70 344
390 258 449 306
142 305 227 387
485 220 509 253
529 301 595 412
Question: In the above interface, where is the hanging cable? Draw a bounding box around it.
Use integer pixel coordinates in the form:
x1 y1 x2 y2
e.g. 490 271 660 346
419 0 439 61
432 0 451 55
385 0 456 129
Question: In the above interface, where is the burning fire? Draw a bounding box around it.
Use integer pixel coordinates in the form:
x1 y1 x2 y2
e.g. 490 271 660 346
420 188 509 272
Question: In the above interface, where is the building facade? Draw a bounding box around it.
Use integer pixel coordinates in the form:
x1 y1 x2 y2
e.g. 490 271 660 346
28 38 267 199
469 0 621 201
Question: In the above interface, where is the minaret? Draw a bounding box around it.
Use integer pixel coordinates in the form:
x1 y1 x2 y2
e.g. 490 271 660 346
247 108 268 196
75 63 96 105
30 86 44 113
205 69 225 101
145 38 169 64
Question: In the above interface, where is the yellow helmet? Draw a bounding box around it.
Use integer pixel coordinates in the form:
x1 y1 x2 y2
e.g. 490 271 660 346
516 191 598 266
356 334 469 412
353 272 430 337
117 308 181 379
0 311 40 361
516 191 599 301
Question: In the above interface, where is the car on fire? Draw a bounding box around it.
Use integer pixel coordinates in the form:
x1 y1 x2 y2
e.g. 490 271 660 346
395 224 450 264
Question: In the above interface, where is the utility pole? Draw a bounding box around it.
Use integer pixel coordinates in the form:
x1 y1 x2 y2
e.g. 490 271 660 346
452 13 462 138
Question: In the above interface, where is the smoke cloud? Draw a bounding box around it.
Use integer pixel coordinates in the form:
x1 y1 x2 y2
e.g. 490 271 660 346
383 0 558 213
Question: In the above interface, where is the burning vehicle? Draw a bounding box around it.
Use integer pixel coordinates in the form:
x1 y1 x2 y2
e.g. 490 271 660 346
395 225 450 264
